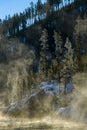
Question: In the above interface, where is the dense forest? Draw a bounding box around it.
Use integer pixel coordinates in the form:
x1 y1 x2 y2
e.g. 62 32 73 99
0 0 87 59
0 0 87 39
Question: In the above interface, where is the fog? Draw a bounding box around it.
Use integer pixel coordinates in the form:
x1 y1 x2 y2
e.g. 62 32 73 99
0 73 87 130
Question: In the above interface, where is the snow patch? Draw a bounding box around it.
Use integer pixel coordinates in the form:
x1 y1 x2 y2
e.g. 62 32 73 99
40 80 73 95
40 80 59 95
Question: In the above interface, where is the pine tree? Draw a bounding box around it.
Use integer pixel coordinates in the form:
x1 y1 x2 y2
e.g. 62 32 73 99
30 2 35 22
62 37 74 94
37 0 43 20
53 30 63 92
47 0 54 11
54 0 62 10
39 29 49 76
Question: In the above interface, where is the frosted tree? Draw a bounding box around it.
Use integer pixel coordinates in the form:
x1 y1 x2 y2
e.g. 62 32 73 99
52 30 63 92
39 28 49 76
62 37 74 93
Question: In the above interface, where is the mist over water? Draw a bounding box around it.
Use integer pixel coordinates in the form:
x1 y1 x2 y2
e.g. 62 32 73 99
0 73 87 129
71 73 87 121
0 113 86 130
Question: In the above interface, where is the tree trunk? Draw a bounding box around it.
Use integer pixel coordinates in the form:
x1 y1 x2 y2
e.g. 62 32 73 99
64 79 67 94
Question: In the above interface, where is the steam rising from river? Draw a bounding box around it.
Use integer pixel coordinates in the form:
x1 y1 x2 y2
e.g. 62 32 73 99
0 73 87 129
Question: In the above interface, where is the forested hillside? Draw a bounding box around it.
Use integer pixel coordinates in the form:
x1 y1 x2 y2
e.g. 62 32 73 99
0 0 87 129
0 0 86 99
0 0 87 55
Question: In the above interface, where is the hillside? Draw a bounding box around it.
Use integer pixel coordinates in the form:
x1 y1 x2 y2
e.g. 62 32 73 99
0 0 87 130
0 0 87 53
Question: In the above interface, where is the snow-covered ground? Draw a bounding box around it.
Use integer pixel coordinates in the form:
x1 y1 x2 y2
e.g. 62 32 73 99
40 80 59 95
40 80 73 95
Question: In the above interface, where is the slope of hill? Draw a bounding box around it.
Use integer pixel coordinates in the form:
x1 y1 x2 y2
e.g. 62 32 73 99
0 1 87 129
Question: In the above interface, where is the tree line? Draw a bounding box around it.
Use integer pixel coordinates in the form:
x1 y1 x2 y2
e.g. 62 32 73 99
36 28 78 93
0 0 86 38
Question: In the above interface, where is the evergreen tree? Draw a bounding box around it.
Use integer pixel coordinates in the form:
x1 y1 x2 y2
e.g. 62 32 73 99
47 0 54 8
46 0 54 14
26 7 31 25
12 14 16 35
54 0 62 10
2 19 9 36
37 0 43 20
30 2 35 23
39 29 49 76
53 30 63 92
62 38 74 93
